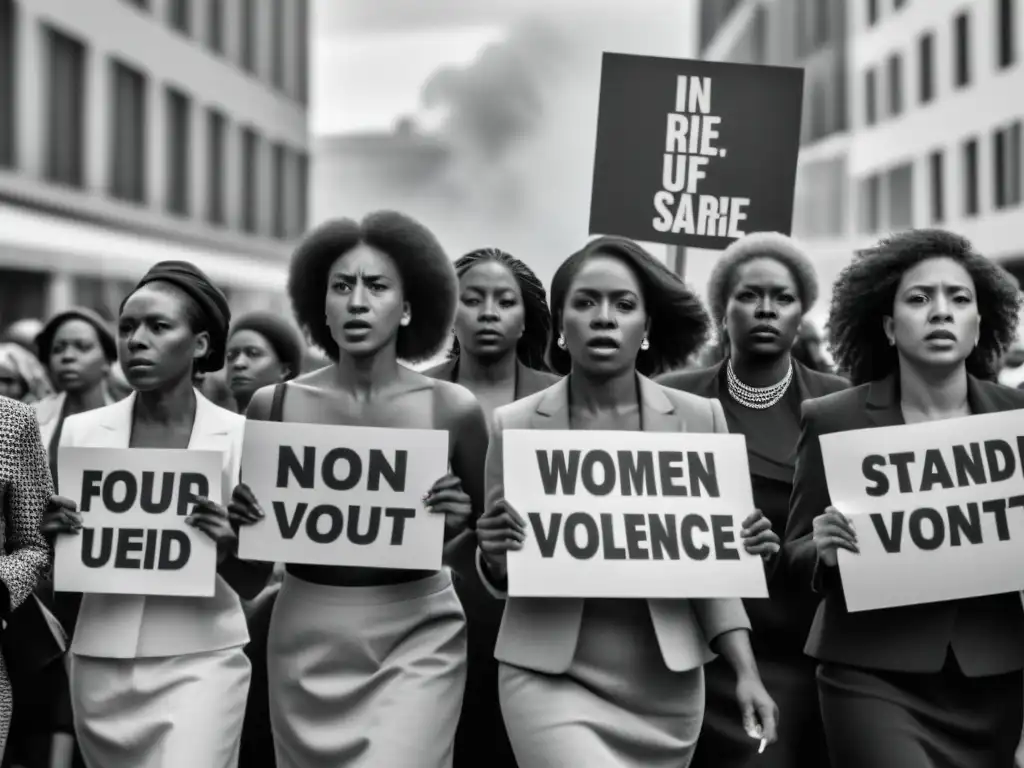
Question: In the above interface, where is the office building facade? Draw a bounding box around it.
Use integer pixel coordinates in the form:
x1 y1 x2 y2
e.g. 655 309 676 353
695 0 1024 324
0 0 310 327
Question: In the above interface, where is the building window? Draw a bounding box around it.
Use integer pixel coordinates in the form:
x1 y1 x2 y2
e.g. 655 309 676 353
919 32 935 103
240 0 257 74
814 0 830 46
994 121 1023 209
809 82 828 140
929 150 945 223
887 53 903 116
894 0 908 8
963 137 979 216
954 12 971 88
864 68 877 125
110 59 147 204
207 0 224 54
867 0 879 26
206 109 226 225
272 143 287 238
168 0 190 35
0 0 17 170
297 0 309 104
165 87 191 216
998 0 1017 70
241 127 260 233
860 174 882 233
45 26 87 188
887 162 913 229
296 151 309 235
271 0 285 90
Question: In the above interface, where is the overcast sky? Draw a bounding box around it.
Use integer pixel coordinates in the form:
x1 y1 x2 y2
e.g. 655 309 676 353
311 0 699 135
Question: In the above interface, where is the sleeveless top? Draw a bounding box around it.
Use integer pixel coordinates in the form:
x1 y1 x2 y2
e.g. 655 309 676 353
269 381 448 583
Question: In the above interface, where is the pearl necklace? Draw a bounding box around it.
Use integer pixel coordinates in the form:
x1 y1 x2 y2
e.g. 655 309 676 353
726 359 793 410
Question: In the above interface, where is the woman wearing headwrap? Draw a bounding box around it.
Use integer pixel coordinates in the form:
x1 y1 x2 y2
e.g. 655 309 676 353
657 232 847 768
39 261 268 768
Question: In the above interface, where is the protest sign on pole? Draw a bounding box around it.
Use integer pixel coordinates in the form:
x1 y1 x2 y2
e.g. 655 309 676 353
820 411 1024 612
54 447 222 597
237 421 450 569
589 53 804 250
502 429 768 598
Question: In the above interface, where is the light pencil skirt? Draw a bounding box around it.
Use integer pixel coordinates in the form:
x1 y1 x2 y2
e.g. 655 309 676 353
267 569 467 768
70 645 251 768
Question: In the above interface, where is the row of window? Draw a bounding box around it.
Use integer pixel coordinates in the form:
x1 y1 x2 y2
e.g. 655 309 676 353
858 119 1023 234
124 0 308 105
0 16 308 241
863 1 1017 126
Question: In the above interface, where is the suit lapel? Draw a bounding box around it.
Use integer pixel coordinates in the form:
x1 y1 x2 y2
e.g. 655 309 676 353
530 375 681 433
864 374 905 428
638 375 682 433
531 378 570 430
189 390 233 451
95 392 138 448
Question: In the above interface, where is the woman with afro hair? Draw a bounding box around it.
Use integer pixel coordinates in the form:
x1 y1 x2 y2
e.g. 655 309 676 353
782 229 1024 768
425 247 559 768
474 236 780 767
233 211 489 768
658 232 847 768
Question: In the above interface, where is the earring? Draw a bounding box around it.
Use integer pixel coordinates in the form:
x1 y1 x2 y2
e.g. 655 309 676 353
556 334 567 350
400 316 410 327
640 336 650 351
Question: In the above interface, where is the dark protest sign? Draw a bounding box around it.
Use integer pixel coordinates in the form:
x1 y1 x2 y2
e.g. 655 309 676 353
54 447 221 596
237 421 449 569
820 412 1024 612
502 429 767 598
589 53 804 249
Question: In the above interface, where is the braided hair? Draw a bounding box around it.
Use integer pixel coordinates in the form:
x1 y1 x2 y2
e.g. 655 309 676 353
449 248 552 371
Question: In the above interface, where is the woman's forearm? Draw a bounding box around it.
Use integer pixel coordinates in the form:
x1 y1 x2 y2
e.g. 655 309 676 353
711 628 760 680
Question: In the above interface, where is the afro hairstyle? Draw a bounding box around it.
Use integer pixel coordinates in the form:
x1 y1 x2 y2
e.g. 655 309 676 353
287 211 458 364
827 228 1022 384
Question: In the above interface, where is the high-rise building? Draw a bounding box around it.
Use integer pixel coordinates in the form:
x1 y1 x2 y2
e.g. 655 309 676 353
0 0 310 328
695 0 1024 323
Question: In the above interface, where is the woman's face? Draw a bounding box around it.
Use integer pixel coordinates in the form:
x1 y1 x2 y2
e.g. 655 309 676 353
226 330 288 402
325 244 409 359
118 284 209 391
0 357 26 400
884 256 980 373
455 260 525 362
561 255 648 377
49 319 110 394
724 257 803 361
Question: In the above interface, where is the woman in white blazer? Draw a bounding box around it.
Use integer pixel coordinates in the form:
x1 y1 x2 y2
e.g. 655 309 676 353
41 262 268 768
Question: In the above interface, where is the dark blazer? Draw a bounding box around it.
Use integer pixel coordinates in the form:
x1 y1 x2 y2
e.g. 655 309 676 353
657 361 848 646
782 373 1024 676
423 356 561 400
425 356 560 574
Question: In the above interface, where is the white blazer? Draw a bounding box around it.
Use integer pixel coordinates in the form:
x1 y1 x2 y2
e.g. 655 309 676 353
59 390 250 659
34 390 118 454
